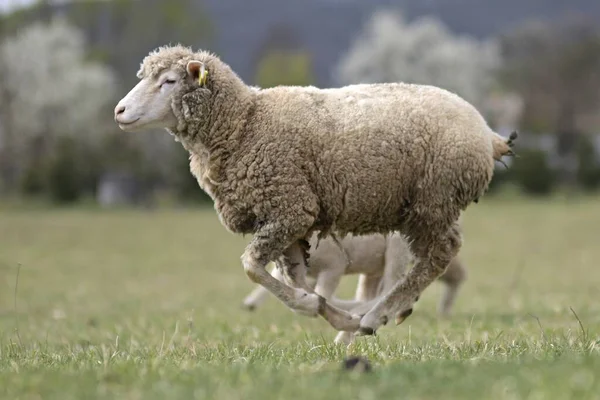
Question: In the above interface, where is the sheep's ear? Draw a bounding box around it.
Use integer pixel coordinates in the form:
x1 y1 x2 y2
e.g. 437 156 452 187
186 60 207 86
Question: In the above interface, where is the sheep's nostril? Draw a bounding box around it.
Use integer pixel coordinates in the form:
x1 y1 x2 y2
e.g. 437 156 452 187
115 105 126 116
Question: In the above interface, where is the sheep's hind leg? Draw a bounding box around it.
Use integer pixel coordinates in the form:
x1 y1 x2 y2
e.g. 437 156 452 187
357 222 462 336
437 256 467 317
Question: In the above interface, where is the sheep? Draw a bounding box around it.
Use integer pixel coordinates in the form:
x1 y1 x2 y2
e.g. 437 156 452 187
242 231 467 345
114 44 517 337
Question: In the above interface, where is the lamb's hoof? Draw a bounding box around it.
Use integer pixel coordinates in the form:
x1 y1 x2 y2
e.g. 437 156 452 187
395 308 413 325
334 331 355 346
342 356 372 373
355 326 376 336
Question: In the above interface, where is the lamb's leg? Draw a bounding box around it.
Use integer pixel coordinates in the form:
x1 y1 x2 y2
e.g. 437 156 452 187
242 265 284 311
311 263 363 345
357 222 462 335
313 264 345 299
334 273 382 345
279 241 362 331
328 297 372 311
327 273 382 311
356 273 382 301
336 235 414 329
437 256 467 317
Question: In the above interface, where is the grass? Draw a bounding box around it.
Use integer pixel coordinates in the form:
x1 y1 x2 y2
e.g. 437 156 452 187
1 195 600 399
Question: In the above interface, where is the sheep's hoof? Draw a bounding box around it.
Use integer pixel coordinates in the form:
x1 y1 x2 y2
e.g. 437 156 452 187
317 294 327 316
395 308 413 325
356 326 376 336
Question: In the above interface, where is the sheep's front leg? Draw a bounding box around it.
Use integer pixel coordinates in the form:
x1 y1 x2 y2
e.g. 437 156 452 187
357 223 462 336
242 236 322 317
242 265 318 311
276 242 315 293
242 265 284 311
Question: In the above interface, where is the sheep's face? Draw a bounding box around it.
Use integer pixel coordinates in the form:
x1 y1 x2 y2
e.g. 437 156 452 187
115 60 206 132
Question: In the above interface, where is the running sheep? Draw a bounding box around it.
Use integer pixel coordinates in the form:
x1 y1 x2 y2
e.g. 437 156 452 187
114 44 517 336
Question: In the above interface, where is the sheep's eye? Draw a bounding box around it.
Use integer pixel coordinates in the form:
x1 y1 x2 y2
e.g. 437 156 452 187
160 79 176 88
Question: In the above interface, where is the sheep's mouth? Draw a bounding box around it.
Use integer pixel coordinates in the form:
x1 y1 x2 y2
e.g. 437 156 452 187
117 117 141 130
118 117 140 126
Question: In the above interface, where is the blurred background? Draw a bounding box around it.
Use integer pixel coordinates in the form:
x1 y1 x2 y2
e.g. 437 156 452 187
0 0 599 207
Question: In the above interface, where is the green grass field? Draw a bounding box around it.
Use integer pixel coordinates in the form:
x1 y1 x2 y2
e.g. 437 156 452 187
1 196 600 399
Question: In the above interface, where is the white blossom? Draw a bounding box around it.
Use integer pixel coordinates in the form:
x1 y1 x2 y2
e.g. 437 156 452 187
0 16 116 148
335 9 501 107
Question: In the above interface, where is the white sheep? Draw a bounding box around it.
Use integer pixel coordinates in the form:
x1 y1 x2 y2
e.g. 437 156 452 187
114 45 516 336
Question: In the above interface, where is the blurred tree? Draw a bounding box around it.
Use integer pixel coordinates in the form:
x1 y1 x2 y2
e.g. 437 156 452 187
334 9 501 108
499 16 600 188
254 23 315 88
0 16 117 196
65 0 214 199
46 136 84 204
64 0 213 87
255 51 315 88
576 135 600 192
510 148 557 196
171 145 213 204
0 0 215 203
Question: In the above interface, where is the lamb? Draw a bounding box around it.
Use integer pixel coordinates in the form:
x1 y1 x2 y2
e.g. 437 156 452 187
114 44 517 337
242 231 467 345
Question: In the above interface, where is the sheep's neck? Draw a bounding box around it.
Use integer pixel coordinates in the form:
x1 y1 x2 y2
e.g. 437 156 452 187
199 88 252 156
175 82 254 185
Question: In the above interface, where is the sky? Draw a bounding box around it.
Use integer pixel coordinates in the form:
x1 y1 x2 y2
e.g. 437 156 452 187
0 0 35 13
0 0 75 13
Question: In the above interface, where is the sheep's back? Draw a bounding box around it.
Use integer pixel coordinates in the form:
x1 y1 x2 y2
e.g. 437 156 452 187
247 83 495 234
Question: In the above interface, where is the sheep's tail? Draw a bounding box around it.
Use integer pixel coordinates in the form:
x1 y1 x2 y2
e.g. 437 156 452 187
490 130 518 161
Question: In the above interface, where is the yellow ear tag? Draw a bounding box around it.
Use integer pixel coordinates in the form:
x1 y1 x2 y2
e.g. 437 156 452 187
199 69 208 86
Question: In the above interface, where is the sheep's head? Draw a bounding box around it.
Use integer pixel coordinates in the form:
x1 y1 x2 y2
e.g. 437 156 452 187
114 45 210 133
